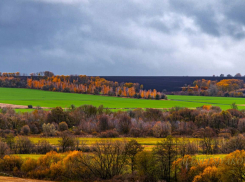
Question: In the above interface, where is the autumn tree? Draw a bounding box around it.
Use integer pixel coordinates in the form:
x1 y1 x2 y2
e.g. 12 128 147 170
118 114 132 134
136 151 159 182
76 140 129 179
153 136 178 181
98 114 110 132
0 140 10 158
193 166 219 182
58 131 77 152
125 139 144 173
219 150 245 182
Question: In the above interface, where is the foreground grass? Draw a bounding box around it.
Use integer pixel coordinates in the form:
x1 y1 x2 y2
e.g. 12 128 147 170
1 87 245 110
0 176 53 182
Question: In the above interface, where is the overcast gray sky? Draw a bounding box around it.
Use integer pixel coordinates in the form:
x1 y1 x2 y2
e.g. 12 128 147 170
1 0 245 76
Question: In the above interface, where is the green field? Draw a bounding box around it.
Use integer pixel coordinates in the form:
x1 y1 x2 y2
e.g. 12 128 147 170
0 87 245 110
13 154 227 160
27 137 202 151
194 154 227 159
28 137 186 145
28 137 201 145
12 154 45 160
168 95 245 110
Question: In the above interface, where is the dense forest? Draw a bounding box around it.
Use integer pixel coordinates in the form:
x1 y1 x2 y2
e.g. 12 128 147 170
181 79 245 97
0 105 244 147
2 137 245 182
0 72 167 100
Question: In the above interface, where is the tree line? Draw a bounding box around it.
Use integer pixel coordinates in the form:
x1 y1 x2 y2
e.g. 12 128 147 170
181 79 245 97
1 104 245 138
1 136 245 181
0 71 167 99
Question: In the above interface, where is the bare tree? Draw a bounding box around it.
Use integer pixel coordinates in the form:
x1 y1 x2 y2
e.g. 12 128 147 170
0 141 10 158
125 139 144 173
153 136 178 181
76 140 129 179
58 131 76 152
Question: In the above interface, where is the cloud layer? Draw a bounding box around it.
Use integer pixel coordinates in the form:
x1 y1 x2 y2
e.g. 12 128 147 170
1 0 245 76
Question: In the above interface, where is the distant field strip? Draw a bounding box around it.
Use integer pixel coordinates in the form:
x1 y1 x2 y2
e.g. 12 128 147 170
167 95 245 110
28 137 202 151
0 87 245 110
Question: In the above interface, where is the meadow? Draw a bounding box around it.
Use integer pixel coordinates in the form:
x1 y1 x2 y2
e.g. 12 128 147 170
28 137 201 146
168 95 245 110
26 137 203 152
12 152 227 160
1 87 245 110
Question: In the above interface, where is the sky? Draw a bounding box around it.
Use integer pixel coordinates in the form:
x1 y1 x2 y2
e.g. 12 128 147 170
1 0 245 76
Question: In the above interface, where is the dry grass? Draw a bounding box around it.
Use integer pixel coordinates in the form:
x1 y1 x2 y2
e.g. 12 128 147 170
0 176 54 182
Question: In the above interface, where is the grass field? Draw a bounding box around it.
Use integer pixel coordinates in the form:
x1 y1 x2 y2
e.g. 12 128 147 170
12 153 227 160
28 137 201 145
194 154 227 159
12 154 45 160
27 137 202 151
168 95 245 110
0 87 205 109
1 87 245 110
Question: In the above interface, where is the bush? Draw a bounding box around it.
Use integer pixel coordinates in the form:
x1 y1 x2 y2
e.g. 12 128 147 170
35 151 63 179
144 109 163 121
42 123 57 136
29 123 39 134
0 141 10 158
152 121 171 138
21 158 37 177
58 132 77 152
47 107 71 126
36 140 55 154
221 135 245 153
136 151 158 182
129 128 141 137
161 94 167 99
118 114 132 134
21 125 31 135
14 136 34 154
59 122 68 131
218 133 231 139
0 155 23 172
98 115 109 132
79 105 98 118
91 131 98 136
62 151 91 180
99 130 119 138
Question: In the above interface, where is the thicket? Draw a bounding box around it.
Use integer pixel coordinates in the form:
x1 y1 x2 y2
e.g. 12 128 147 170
1 105 245 139
181 79 245 97
1 138 245 182
0 105 245 157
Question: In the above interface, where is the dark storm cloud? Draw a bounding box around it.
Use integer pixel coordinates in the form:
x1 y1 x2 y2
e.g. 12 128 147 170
1 0 245 76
